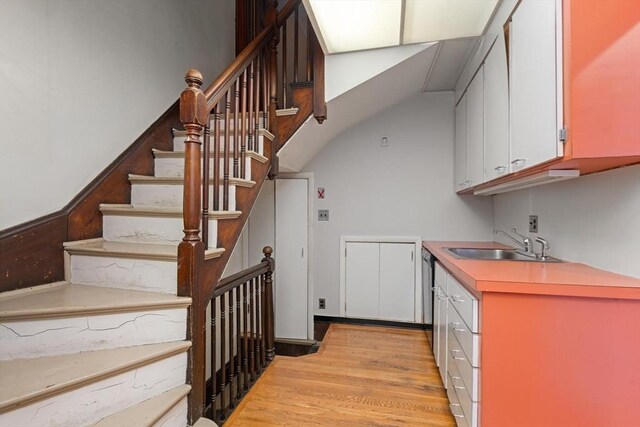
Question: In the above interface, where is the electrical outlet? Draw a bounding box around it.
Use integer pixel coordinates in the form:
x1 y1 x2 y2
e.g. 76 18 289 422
318 298 326 309
318 209 329 221
529 215 539 233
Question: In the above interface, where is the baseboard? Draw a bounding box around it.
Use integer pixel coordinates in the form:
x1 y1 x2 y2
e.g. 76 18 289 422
314 315 432 341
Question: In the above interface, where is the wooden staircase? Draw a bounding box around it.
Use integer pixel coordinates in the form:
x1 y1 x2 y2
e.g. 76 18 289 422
0 0 324 425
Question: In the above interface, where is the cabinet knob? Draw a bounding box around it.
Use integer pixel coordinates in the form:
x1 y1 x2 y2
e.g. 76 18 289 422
511 158 526 169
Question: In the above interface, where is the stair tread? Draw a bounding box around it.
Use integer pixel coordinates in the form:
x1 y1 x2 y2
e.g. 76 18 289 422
128 174 256 188
0 282 191 321
64 238 224 261
100 203 242 219
94 384 191 427
152 148 268 163
0 341 191 412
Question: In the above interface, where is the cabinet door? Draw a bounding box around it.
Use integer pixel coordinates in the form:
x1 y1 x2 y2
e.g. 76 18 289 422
437 293 449 388
345 242 379 319
484 32 510 181
510 0 560 171
466 67 485 187
433 287 441 366
379 243 415 322
454 95 468 191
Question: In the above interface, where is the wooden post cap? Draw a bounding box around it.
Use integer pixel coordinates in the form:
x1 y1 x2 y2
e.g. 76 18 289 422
185 68 204 87
263 246 273 257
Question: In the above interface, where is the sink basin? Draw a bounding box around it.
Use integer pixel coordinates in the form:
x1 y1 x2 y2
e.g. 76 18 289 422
445 247 563 262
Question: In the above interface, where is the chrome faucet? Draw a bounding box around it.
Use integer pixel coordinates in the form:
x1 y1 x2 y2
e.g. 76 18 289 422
535 237 550 260
493 228 534 254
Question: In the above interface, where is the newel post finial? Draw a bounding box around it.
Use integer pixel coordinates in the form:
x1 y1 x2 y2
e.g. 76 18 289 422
262 246 275 361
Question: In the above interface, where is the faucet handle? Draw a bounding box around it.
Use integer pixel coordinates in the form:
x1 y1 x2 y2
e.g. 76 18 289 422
535 236 550 259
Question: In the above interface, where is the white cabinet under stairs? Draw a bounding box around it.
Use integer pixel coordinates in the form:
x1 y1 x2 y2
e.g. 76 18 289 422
0 114 273 426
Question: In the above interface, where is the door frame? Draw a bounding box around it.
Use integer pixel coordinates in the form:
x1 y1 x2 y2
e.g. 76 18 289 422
275 173 315 340
339 236 422 323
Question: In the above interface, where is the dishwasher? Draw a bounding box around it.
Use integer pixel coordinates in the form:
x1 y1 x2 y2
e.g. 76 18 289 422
421 247 435 346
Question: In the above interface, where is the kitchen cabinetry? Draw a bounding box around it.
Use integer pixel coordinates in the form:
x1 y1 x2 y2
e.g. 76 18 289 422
433 262 448 388
344 242 416 322
433 262 481 427
509 0 561 172
454 68 484 191
466 67 485 187
483 32 509 181
454 95 467 191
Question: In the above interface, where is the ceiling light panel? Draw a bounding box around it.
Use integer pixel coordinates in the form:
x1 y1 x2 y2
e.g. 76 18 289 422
309 0 402 53
403 0 499 44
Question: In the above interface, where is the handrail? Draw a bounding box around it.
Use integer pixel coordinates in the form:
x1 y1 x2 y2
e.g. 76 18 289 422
204 0 302 110
213 261 270 298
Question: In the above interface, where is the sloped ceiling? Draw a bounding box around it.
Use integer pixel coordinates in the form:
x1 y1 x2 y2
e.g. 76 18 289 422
279 43 438 172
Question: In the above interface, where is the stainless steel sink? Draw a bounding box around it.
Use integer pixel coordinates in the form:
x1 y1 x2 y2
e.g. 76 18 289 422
445 247 563 262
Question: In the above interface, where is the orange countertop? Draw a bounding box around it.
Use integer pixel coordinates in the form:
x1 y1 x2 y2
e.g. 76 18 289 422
423 241 640 300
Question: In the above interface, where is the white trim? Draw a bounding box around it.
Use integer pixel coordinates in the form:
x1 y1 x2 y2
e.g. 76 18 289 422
339 235 422 323
275 173 315 340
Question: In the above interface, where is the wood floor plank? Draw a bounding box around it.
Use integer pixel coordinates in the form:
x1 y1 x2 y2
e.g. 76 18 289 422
225 324 454 426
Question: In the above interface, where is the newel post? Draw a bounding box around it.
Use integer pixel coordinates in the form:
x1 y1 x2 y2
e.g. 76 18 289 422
178 68 208 424
262 246 276 361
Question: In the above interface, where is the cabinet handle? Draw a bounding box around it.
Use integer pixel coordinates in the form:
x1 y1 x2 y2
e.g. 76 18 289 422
494 165 507 174
453 327 466 333
511 158 526 169
454 384 466 390
450 349 466 360
449 403 465 419
450 295 465 303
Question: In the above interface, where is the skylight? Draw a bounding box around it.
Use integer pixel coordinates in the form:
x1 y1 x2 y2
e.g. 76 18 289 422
306 0 499 54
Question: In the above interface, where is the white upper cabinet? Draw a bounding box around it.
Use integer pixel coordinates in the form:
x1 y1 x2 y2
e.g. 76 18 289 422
454 94 468 191
483 32 510 181
509 0 561 172
466 67 485 187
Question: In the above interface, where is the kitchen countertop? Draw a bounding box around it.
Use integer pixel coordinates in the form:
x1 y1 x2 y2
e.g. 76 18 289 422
423 241 640 300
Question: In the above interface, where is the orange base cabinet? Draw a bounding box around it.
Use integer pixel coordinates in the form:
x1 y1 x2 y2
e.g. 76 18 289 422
481 292 640 427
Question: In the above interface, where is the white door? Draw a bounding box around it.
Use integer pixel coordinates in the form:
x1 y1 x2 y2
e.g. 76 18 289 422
454 95 468 191
345 242 379 319
275 179 308 339
510 0 559 172
484 32 510 181
466 66 485 187
379 243 415 322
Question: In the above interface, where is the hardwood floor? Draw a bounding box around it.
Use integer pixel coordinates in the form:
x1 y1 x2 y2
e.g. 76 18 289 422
225 324 454 426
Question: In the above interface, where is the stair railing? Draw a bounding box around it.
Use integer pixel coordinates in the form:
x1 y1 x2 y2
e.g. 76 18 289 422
177 0 320 423
207 246 274 424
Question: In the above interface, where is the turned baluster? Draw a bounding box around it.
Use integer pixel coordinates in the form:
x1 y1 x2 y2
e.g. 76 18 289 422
240 69 248 179
210 297 218 423
262 52 269 132
247 61 255 153
249 277 256 382
223 91 231 211
306 17 313 81
220 293 227 419
213 105 221 211
235 287 243 401
202 123 211 249
260 274 267 368
294 5 299 83
255 57 261 152
233 79 240 179
242 281 250 390
228 288 236 408
281 18 288 108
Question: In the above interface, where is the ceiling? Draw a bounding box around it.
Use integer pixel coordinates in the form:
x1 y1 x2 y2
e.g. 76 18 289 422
423 38 479 91
304 0 498 54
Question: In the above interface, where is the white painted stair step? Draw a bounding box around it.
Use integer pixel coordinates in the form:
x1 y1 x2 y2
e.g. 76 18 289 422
129 175 255 212
194 418 219 427
0 341 191 427
65 238 223 294
153 149 267 181
172 128 272 154
0 282 191 360
95 384 191 427
101 204 239 246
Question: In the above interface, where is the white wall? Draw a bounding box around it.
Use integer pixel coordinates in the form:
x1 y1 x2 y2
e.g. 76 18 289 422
493 164 640 278
302 92 494 316
0 0 234 229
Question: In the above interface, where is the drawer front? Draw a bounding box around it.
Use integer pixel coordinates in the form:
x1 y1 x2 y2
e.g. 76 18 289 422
435 262 447 291
447 275 479 333
447 373 470 427
448 303 480 367
448 332 480 401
